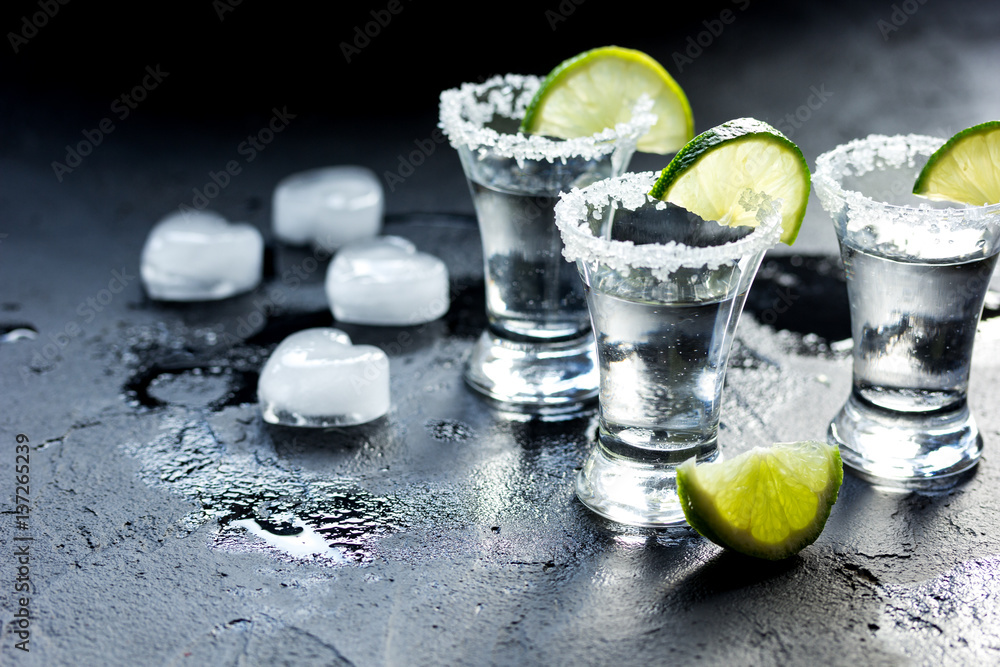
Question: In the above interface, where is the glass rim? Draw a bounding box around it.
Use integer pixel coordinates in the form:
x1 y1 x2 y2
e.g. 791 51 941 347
437 73 656 162
812 133 1000 219
555 171 783 278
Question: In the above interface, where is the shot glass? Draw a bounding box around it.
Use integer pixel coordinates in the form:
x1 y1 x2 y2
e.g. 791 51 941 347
813 134 1000 488
439 74 655 418
555 172 783 526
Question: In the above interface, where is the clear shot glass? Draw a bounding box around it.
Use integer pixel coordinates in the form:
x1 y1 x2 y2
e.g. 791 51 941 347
813 134 1000 489
555 172 783 525
439 74 654 418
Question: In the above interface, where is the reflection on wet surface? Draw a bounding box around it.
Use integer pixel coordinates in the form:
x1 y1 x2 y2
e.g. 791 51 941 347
123 416 407 565
744 255 851 347
217 483 406 565
424 418 476 442
127 363 259 410
0 322 38 343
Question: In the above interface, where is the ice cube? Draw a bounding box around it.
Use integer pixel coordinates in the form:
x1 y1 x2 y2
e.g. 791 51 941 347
325 236 450 325
141 210 263 301
258 328 390 427
272 166 383 251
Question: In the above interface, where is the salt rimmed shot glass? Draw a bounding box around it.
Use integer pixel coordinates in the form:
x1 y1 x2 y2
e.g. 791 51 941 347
814 134 1000 489
439 74 655 418
555 172 783 526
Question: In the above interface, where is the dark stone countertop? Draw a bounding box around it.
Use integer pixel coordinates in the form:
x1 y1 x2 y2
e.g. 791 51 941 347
3 1 1000 665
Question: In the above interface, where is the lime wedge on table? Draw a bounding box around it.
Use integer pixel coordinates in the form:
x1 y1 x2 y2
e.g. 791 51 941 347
913 120 1000 205
676 441 843 560
519 46 694 155
648 118 810 245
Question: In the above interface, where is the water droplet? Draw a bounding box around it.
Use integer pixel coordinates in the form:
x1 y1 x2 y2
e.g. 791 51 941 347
0 323 38 343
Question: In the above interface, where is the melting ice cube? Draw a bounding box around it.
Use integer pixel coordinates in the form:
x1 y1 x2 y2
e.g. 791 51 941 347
258 328 390 427
272 166 384 251
325 236 450 326
140 210 263 301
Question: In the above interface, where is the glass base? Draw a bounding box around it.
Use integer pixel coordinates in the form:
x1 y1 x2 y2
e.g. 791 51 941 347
463 329 599 419
828 394 982 490
575 441 720 527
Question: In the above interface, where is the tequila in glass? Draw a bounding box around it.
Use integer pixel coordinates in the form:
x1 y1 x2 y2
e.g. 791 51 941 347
814 134 1000 488
555 172 783 526
439 75 654 417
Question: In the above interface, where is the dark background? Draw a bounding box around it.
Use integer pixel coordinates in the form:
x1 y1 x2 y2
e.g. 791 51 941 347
5 0 995 249
1 0 865 121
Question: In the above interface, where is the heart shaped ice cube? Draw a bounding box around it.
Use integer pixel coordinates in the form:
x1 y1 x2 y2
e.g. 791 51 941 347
258 328 390 427
141 210 263 301
272 166 384 251
325 236 449 325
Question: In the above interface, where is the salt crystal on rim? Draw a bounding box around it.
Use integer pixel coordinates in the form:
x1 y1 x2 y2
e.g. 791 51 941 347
555 172 783 281
813 134 1000 262
438 74 656 166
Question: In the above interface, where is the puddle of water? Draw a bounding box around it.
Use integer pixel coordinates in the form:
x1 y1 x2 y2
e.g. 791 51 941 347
145 367 239 408
125 361 259 411
214 483 405 565
123 417 406 566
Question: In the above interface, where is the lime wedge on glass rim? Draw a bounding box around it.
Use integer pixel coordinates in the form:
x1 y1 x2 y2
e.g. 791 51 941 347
649 118 811 245
519 45 694 155
676 441 843 560
913 120 1000 205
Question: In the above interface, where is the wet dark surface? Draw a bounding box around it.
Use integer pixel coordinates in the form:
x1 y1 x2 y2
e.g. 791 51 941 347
5 1 1000 665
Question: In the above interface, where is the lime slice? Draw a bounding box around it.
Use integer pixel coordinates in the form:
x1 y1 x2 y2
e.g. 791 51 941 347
913 121 1000 205
676 441 843 560
519 46 694 155
648 118 810 245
